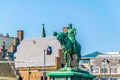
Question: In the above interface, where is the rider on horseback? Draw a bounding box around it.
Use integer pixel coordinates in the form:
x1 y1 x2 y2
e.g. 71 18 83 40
66 23 77 53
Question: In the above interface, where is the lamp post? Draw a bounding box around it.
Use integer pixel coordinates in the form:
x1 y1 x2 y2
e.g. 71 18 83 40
42 46 52 80
43 49 46 80
102 59 110 79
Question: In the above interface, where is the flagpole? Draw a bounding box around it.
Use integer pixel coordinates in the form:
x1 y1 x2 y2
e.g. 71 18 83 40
43 49 46 80
43 46 51 80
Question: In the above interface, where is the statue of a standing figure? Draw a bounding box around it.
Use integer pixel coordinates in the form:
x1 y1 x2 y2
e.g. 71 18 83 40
53 23 81 69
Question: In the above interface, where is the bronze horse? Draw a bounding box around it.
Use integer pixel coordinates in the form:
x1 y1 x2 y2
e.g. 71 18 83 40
53 32 81 68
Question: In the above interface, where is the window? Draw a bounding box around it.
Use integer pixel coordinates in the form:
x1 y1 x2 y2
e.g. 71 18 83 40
61 64 64 68
101 68 107 73
54 76 67 80
92 68 99 73
41 76 47 80
80 59 90 63
110 68 117 73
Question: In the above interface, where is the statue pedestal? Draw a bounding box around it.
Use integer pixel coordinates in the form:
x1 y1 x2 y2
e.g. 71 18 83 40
47 68 95 80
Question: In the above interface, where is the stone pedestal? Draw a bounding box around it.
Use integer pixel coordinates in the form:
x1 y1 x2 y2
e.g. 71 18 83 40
47 68 96 80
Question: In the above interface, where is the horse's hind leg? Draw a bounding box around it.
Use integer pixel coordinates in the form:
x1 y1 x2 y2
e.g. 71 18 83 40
69 54 73 67
76 52 81 69
76 58 79 69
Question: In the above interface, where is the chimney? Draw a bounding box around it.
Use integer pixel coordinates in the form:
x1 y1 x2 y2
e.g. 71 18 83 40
17 30 24 41
62 27 68 32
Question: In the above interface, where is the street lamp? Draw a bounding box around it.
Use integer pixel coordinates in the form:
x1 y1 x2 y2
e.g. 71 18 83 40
102 59 110 79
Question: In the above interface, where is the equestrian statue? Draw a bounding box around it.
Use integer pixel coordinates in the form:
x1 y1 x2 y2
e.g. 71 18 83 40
53 23 81 69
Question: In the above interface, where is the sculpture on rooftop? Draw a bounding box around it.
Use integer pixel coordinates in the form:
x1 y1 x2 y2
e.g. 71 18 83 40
53 23 81 69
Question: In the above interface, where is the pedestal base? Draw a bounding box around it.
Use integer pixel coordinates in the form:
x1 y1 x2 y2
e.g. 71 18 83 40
47 68 96 80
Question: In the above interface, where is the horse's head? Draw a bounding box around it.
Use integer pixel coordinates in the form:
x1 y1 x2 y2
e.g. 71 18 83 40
53 32 67 45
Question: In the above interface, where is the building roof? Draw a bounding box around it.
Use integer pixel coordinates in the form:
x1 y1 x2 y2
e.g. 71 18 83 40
92 54 120 66
81 51 103 59
0 36 14 50
0 59 16 78
14 37 61 67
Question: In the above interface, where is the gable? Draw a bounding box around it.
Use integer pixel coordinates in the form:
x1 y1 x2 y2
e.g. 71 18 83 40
15 37 61 67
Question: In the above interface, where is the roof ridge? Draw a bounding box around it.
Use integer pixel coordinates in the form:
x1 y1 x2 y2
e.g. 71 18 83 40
0 36 14 39
82 51 103 58
23 37 56 40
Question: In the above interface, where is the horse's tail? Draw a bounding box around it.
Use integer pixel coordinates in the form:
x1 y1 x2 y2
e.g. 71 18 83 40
76 41 81 59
